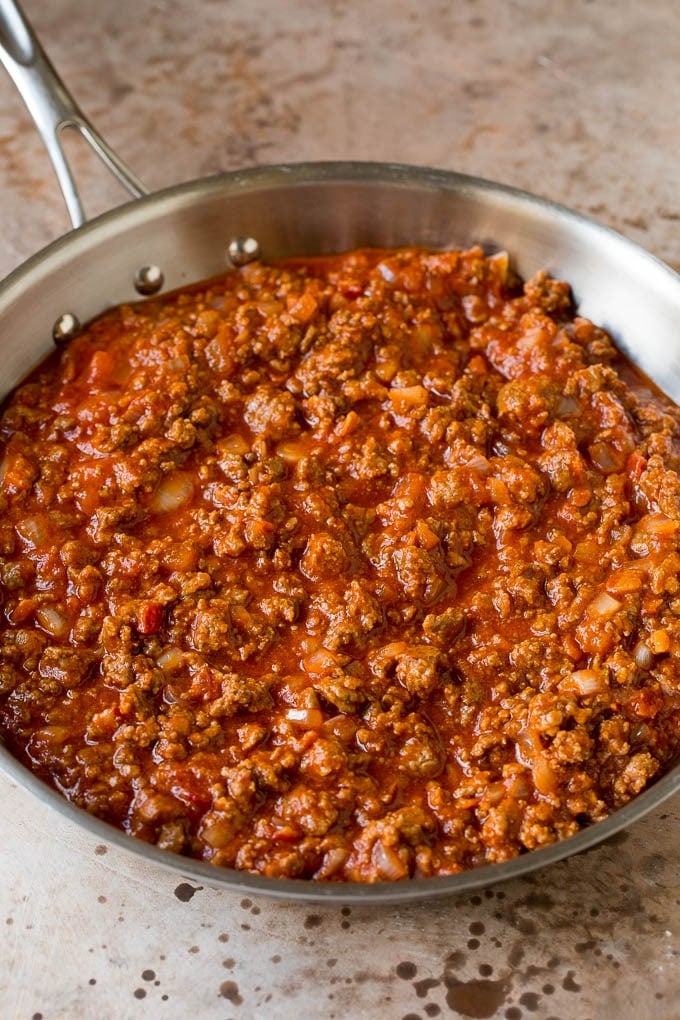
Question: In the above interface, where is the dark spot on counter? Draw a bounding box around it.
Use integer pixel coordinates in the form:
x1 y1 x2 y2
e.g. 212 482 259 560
174 882 201 902
251 905 261 915
519 992 541 1011
161 995 168 1001
641 854 666 880
396 961 418 980
133 988 146 999
88 979 96 986
469 922 485 936
562 971 581 992
467 938 480 950
223 958 236 969
305 914 323 929
424 1006 441 1017
97 896 107 904
32 1013 43 1019
327 958 337 967
546 957 560 969
414 978 440 998
341 906 351 915
542 984 555 995
354 971 370 984
240 898 252 909
341 920 351 930
219 933 229 943
271 955 281 963
478 964 493 977
470 895 482 906
241 923 251 931
575 940 596 954
402 1014 421 1020
516 891 555 912
94 844 107 855
188 946 200 954
220 980 243 1004
142 969 156 981
445 976 511 1018
623 216 649 232
505 1008 522 1020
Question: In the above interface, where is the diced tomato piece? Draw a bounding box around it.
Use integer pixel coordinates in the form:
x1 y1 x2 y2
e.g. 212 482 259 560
626 451 647 482
137 601 163 635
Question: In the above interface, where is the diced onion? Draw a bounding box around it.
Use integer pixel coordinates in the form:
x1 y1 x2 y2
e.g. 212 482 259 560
532 754 557 796
157 647 184 672
588 441 623 474
277 440 308 464
377 262 396 282
633 641 654 670
573 541 600 564
372 839 408 881
151 473 193 513
465 455 491 475
286 707 324 729
389 386 429 413
317 848 349 879
201 814 234 849
606 566 645 595
556 395 580 417
588 592 621 618
15 516 46 548
488 250 510 281
564 669 604 696
302 647 341 675
635 513 680 537
415 520 440 550
35 605 69 638
219 434 249 455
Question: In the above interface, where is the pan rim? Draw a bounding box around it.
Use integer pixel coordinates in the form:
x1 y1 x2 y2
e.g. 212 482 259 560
1 159 679 305
1 158 680 904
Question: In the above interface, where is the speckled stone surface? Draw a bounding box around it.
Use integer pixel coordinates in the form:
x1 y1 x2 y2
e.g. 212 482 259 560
1 1 680 1017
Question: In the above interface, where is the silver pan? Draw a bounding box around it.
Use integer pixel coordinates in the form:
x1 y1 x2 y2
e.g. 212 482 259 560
0 0 679 905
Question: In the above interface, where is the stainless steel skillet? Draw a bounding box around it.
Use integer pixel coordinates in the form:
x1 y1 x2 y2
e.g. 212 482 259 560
0 0 679 905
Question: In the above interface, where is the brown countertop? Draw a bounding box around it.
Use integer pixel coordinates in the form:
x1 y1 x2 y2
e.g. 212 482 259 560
1 1 680 1017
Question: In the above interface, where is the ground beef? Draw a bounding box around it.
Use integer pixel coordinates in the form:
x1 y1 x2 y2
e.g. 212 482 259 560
1 246 680 883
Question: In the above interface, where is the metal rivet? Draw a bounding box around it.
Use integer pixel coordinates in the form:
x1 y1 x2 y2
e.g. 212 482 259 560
134 264 164 295
227 237 261 267
52 312 81 345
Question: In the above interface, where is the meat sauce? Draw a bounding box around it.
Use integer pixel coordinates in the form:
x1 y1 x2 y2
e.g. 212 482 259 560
1 246 680 882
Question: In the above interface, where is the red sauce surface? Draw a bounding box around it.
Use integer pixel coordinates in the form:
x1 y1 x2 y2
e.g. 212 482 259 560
1 246 679 882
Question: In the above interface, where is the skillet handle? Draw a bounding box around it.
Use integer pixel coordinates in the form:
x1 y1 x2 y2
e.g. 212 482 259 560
0 0 148 228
